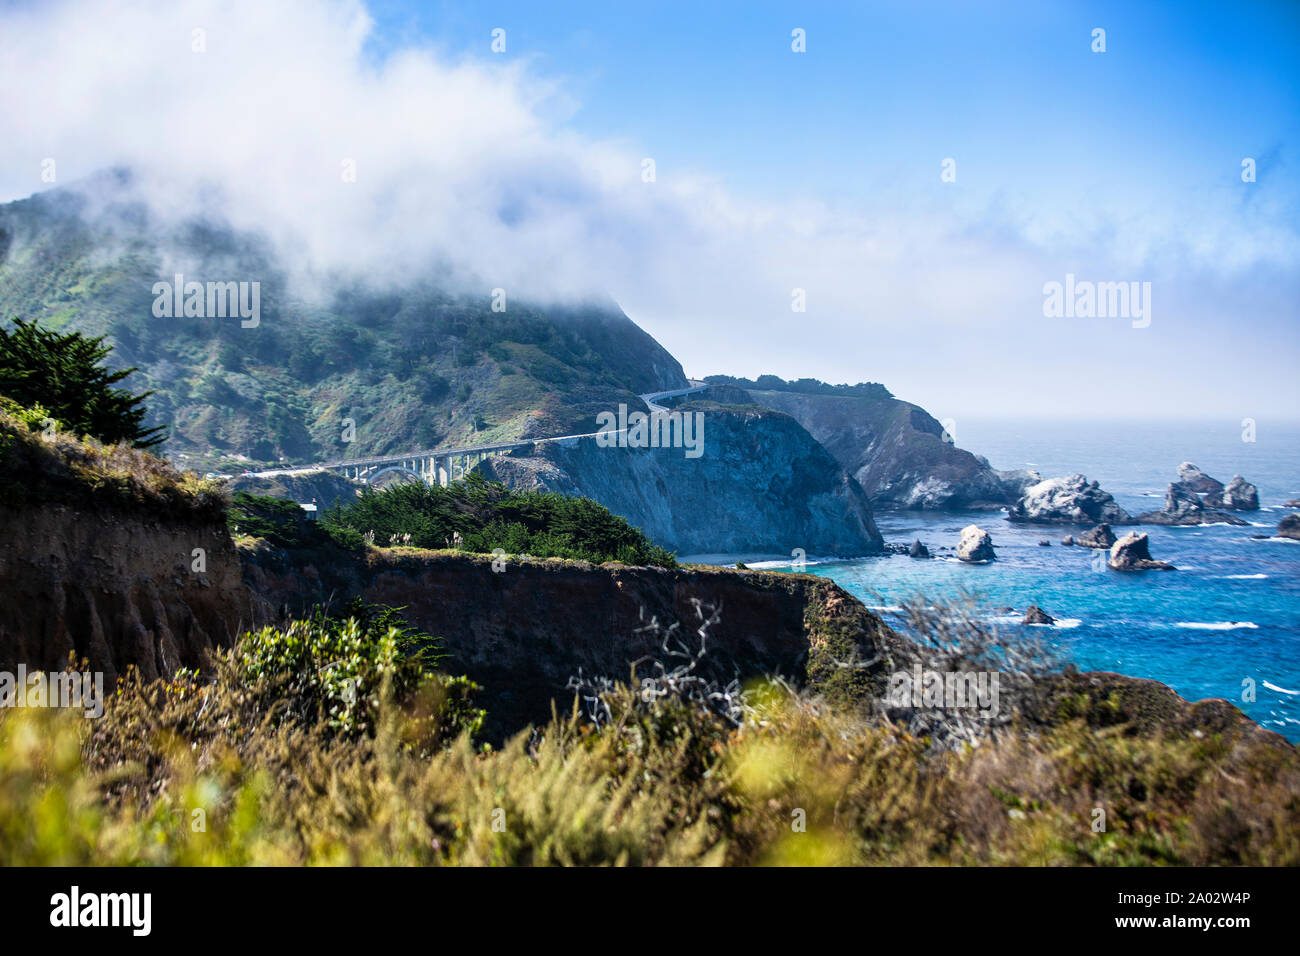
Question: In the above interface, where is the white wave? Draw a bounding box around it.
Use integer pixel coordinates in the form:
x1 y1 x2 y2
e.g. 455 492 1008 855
867 605 904 613
1223 573 1267 580
997 614 1082 629
1174 621 1259 631
1263 680 1299 696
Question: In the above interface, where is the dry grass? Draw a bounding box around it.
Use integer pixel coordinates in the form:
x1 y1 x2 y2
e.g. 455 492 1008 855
0 402 224 517
0 639 1295 866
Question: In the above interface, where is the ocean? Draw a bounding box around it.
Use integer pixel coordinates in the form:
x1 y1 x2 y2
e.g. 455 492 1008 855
763 419 1300 742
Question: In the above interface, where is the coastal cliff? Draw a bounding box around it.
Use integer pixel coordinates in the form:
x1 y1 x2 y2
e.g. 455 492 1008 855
733 384 1019 509
476 402 885 556
0 503 255 682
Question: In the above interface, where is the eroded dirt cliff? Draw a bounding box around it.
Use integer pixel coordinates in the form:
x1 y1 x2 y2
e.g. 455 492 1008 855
240 541 903 737
0 503 256 681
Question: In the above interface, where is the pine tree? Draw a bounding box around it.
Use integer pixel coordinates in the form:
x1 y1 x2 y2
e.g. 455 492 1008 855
0 318 166 448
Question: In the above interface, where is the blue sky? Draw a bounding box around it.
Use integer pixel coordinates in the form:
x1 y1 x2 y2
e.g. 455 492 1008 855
2 0 1297 420
367 0 1300 420
363 0 1298 210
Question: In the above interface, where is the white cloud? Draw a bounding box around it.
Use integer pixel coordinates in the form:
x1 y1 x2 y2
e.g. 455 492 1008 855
0 0 1296 419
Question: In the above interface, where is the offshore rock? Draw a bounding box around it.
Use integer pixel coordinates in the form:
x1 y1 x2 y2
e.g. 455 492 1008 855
1075 523 1117 549
1108 532 1176 571
1008 474 1131 525
957 525 996 563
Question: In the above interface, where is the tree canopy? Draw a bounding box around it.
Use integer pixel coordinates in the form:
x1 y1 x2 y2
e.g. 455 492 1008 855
0 318 165 448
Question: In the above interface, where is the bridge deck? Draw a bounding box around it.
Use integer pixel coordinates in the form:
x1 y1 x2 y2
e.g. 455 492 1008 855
240 382 709 480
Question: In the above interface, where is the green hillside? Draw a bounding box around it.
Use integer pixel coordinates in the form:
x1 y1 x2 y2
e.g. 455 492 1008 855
0 175 686 472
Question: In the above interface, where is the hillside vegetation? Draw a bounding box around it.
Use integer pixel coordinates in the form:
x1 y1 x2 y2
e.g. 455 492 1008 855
0 176 686 471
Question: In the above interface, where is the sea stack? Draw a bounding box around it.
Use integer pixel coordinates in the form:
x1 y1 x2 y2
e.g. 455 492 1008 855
1176 462 1224 495
1108 532 1176 571
1207 475 1260 511
1075 523 1117 549
1007 473 1131 525
1023 605 1056 625
957 525 996 563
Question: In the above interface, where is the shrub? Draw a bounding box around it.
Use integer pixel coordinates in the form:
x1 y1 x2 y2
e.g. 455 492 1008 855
235 599 483 743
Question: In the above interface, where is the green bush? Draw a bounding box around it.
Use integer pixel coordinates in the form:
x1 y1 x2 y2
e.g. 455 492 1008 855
323 472 675 566
235 599 483 744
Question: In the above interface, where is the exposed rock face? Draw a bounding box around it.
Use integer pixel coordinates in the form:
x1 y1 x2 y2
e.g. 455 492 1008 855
1008 474 1131 525
227 469 363 511
0 504 256 682
239 546 905 738
1075 523 1117 549
1206 475 1260 511
1278 514 1300 541
1108 532 1176 571
957 525 996 563
997 469 1044 501
1023 605 1055 625
1137 482 1247 526
478 404 884 556
908 539 930 558
1177 462 1225 495
1061 535 1075 546
739 388 1020 510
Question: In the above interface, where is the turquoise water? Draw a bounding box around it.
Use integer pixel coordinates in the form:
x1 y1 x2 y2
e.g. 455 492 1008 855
782 420 1300 741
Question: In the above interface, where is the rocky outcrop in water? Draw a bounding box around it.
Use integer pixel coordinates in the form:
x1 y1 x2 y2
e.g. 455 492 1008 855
1278 514 1300 541
1177 462 1224 495
1008 474 1131 525
1108 532 1176 571
1136 482 1247 526
1023 605 1055 625
908 539 930 558
957 525 996 562
478 404 884 557
1206 475 1260 511
1075 523 1117 549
